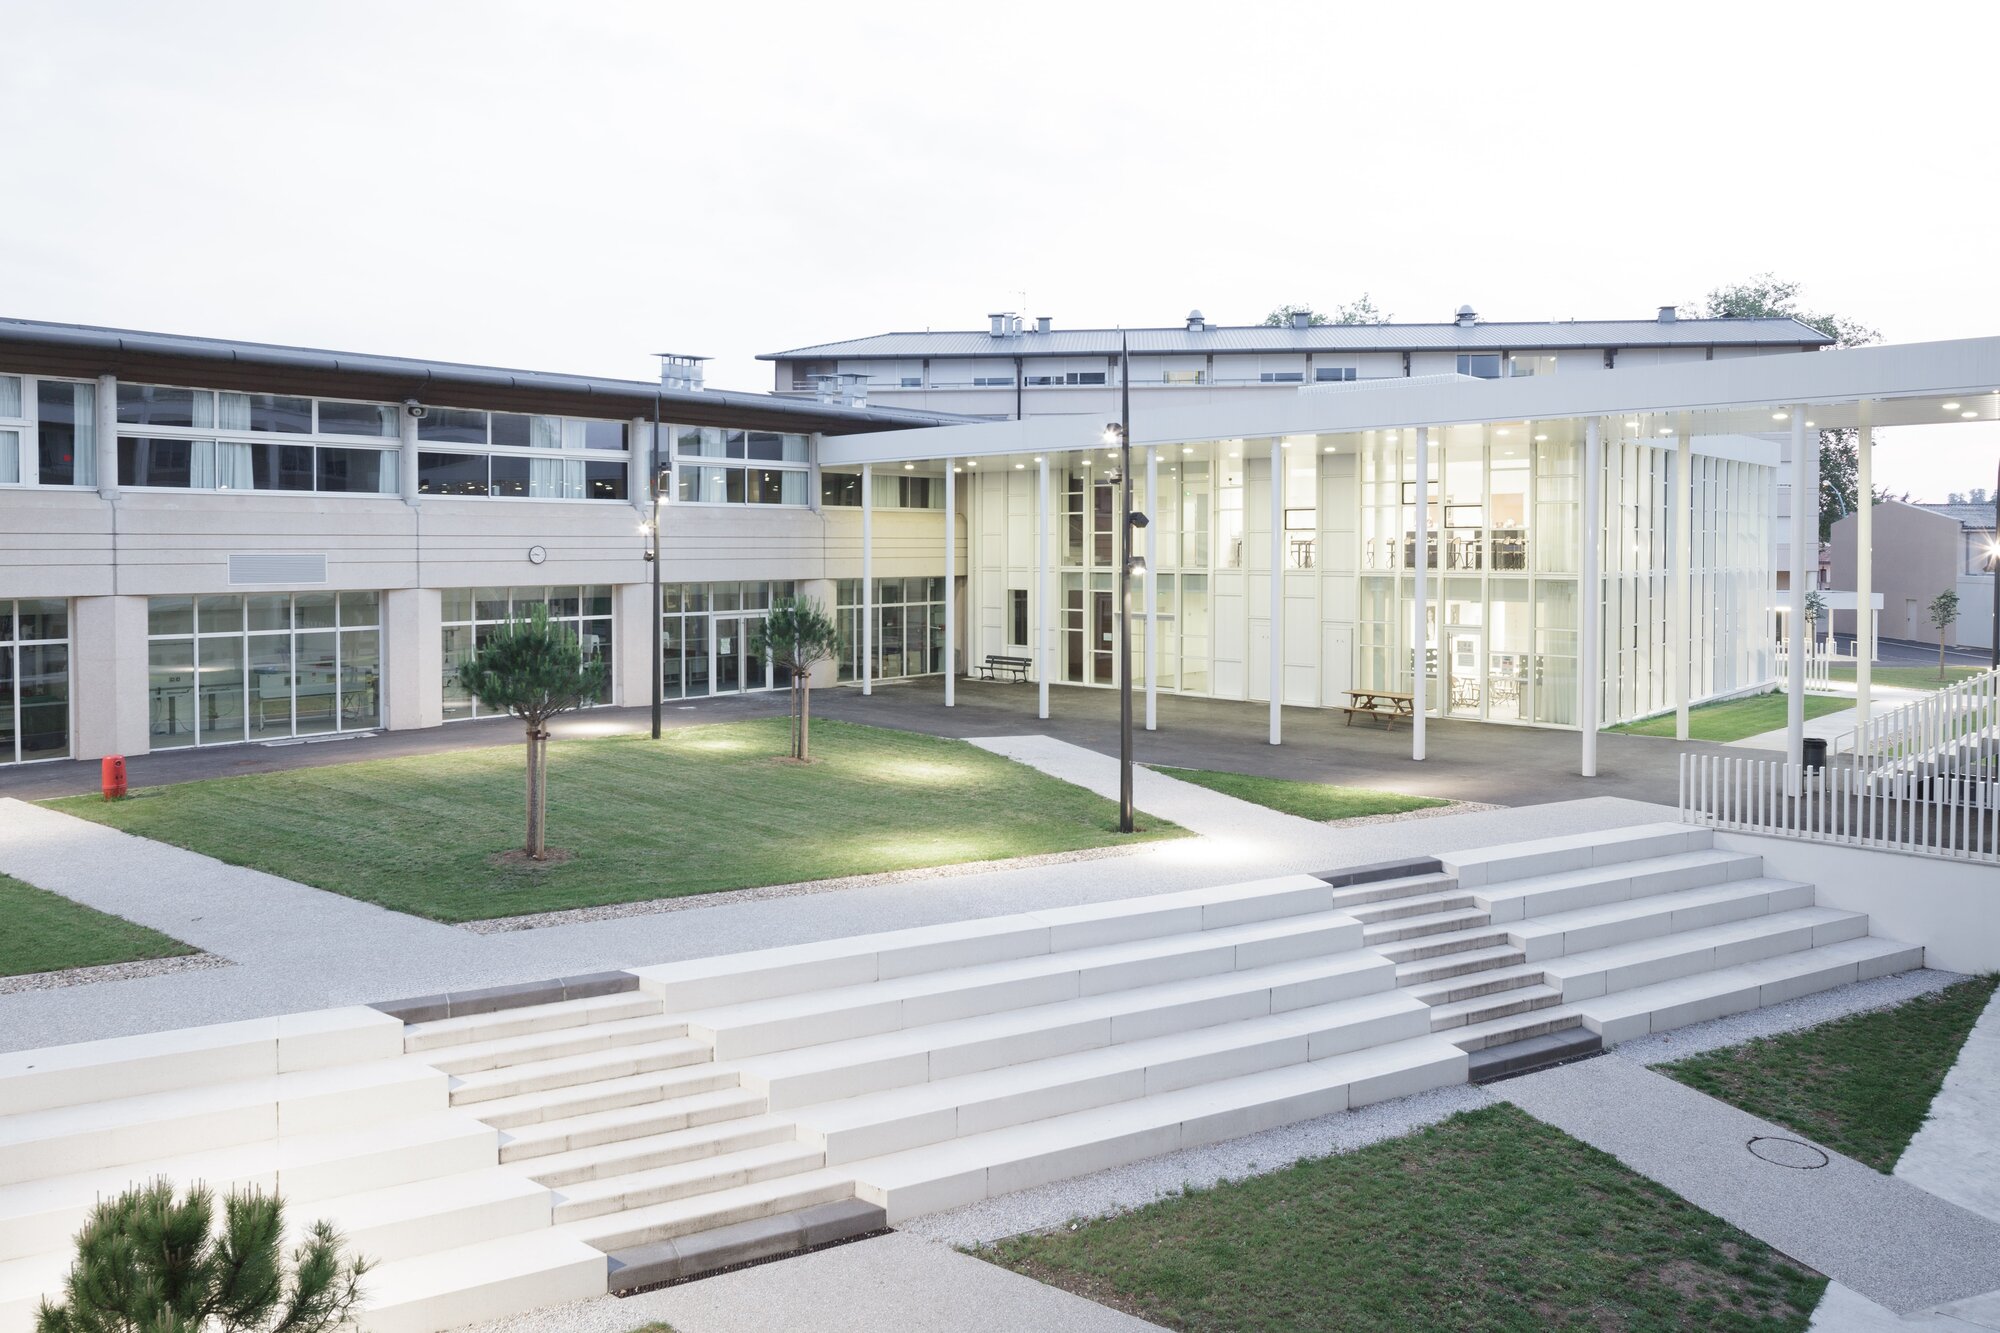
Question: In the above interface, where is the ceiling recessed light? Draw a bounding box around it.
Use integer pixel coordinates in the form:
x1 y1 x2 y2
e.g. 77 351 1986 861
1181 446 1193 454
1772 412 1789 421
1962 410 1979 419
1323 446 1335 453
1804 421 1816 428
1013 463 1024 469
1534 433 1548 442
1496 429 1510 437
953 466 962 473
1081 459 1091 466
1943 401 1962 411
1658 427 1673 436
967 460 977 468
1033 456 1043 463
903 463 914 470
1624 420 1640 429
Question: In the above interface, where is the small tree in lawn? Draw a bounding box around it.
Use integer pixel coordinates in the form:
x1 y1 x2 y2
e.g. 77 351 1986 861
37 1179 367 1333
752 597 843 761
458 606 605 860
1928 590 1960 680
1803 588 1828 649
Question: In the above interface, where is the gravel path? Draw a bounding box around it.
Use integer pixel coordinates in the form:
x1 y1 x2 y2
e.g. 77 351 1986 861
0 951 229 996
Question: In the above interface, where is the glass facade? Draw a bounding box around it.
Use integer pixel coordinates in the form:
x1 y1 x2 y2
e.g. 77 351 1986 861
836 578 944 682
113 383 400 496
660 581 797 698
0 599 69 764
442 587 614 720
671 428 808 506
148 592 381 748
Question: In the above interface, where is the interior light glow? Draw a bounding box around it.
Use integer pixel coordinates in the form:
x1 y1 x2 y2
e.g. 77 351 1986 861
1013 463 1023 469
1534 434 1549 442
1772 412 1789 421
1963 410 1979 419
1943 401 1962 411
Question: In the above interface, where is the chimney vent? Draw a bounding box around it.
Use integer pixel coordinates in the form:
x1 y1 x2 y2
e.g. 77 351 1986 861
1455 305 1479 328
1035 315 1051 334
657 353 709 393
1291 309 1313 330
1185 309 1206 332
811 372 869 408
1657 305 1678 323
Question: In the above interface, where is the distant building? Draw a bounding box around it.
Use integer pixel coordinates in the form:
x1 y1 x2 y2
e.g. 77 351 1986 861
1828 500 1996 647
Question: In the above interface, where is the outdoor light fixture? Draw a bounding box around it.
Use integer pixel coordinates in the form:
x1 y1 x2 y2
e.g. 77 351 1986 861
1107 342 1143 833
1535 434 1549 442
1773 412 1790 421
1964 411 1980 419
1944 402 1962 411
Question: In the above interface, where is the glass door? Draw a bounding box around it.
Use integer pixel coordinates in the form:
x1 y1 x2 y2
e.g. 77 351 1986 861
713 615 743 694
1092 589 1115 684
1445 626 1484 718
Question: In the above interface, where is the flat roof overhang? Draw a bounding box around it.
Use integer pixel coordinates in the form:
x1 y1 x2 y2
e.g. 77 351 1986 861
0 318 968 436
819 336 2000 465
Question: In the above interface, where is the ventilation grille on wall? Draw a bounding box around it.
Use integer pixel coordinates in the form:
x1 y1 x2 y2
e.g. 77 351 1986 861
228 553 328 585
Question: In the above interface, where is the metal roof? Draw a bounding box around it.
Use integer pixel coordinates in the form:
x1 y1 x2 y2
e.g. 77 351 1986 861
1915 502 1997 529
0 316 970 434
763 317 1835 361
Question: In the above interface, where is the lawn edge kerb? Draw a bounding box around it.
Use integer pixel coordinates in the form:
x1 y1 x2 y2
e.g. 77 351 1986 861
42 719 1185 925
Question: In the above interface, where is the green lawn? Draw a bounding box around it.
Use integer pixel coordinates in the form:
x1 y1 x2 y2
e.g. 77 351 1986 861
984 1103 1823 1332
1656 975 1999 1172
47 719 1180 924
0 872 196 979
1152 766 1448 822
1829 665 1986 691
1609 692 1850 742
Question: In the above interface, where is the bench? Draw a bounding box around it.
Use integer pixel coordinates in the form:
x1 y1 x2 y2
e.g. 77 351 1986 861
978 655 1033 683
1342 689 1415 729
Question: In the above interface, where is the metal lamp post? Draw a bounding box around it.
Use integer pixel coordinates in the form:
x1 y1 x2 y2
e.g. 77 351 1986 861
1990 456 1998 669
647 387 665 740
1105 331 1149 834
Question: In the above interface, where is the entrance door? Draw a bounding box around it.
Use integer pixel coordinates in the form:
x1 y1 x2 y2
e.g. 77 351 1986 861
710 614 769 695
1092 590 1115 684
1444 626 1483 718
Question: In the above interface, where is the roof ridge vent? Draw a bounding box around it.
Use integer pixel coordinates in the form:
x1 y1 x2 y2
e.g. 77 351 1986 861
1455 304 1479 328
1186 309 1206 332
1657 305 1678 323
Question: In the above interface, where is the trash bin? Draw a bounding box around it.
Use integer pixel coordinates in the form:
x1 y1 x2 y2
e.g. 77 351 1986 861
100 754 128 800
1802 737 1828 770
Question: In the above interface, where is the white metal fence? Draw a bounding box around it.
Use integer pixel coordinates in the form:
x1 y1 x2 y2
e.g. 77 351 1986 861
1679 751 1999 864
1773 636 1836 693
1845 665 2000 778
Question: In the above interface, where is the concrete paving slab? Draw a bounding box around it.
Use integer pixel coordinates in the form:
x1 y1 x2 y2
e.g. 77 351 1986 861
1501 1057 2000 1314
1895 986 2000 1226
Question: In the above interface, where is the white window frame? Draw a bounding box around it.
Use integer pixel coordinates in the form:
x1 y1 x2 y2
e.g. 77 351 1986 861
667 424 811 508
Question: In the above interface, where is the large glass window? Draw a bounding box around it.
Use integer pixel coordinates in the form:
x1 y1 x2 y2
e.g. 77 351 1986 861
112 382 396 496
0 375 22 484
442 586 613 719
0 600 70 764
658 581 797 699
147 591 380 748
835 578 944 683
672 426 809 506
37 381 95 487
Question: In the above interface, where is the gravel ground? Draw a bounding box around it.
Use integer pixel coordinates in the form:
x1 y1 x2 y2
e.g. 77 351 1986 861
0 951 229 996
1328 799 1504 828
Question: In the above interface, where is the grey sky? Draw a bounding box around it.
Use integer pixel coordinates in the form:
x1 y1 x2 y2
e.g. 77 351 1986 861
4 0 1994 499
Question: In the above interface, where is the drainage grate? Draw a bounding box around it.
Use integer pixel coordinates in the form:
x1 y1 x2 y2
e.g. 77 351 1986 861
1747 1135 1830 1169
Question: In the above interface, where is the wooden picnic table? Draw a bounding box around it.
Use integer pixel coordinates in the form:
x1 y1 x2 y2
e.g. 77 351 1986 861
1343 688 1416 729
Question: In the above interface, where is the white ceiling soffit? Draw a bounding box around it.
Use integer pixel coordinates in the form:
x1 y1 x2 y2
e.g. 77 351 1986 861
817 336 2000 466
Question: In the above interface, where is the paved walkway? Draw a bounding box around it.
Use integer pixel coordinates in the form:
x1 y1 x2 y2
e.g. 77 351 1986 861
0 781 1681 1053
1735 683 1928 753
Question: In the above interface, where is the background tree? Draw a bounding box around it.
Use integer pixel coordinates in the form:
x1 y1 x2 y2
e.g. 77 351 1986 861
1928 590 1960 679
1804 588 1828 645
37 1180 366 1333
752 597 843 761
458 605 606 859
1330 292 1392 325
1701 274 1880 539
1262 303 1328 328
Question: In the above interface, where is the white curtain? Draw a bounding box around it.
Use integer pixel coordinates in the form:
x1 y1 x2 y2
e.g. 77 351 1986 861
71 383 95 487
871 471 899 509
529 456 582 499
0 375 20 418
531 415 563 450
215 440 255 491
217 392 252 432
189 440 217 489
558 418 585 452
0 429 18 484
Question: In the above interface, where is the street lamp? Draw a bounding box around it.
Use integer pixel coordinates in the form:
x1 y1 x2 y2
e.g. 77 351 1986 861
1107 331 1150 833
1990 455 1999 669
646 385 668 740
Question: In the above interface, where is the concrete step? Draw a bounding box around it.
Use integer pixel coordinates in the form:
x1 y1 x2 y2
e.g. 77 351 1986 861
1539 907 1870 1002
1440 823 1712 889
0 1007 405 1117
632 874 1341 1011
788 990 1432 1165
559 1168 858 1253
307 1169 552 1264
1428 984 1565 1032
469 1064 740 1130
1467 1029 1604 1084
1508 878 1816 962
1394 945 1527 986
0 1059 445 1188
1324 872 1459 912
447 1036 713 1107
403 992 663 1055
845 1035 1469 1224
1472 848 1765 923
1344 891 1478 925
736 949 1396 1110
676 908 1368 1061
1372 924 1513 963
1445 1004 1587 1053
551 1141 826 1224
514 1110 796 1185
1407 962 1547 1007
1578 936 1925 1045
0 1251 72 1333
0 1111 494 1266
500 1088 771 1165
1363 909 1494 947
356 1230 606 1333
426 1013 692 1076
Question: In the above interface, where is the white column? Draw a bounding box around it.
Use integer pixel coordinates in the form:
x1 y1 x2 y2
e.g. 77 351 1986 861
94 374 118 501
1580 418 1604 777
943 459 955 707
861 462 873 697
629 416 652 517
1268 437 1283 746
1672 431 1691 740
70 595 151 759
399 406 420 505
1411 426 1429 762
382 587 443 731
1856 423 1874 725
1144 447 1158 731
1785 411 1808 771
1037 455 1051 720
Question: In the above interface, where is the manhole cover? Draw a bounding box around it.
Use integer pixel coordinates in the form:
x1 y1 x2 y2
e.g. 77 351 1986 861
1747 1136 1829 1169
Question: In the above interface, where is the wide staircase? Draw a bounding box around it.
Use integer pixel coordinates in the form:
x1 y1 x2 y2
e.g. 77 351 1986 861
0 823 1922 1332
